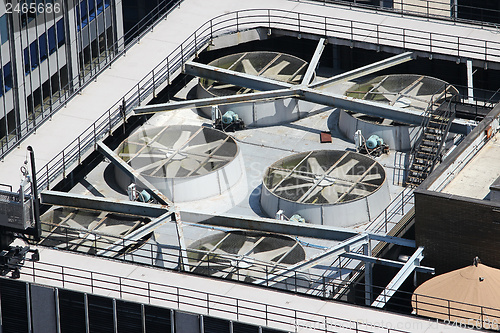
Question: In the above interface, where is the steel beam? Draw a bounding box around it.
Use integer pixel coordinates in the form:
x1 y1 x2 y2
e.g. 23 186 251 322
309 52 415 89
40 190 167 218
371 247 427 308
97 211 174 257
96 142 173 206
256 233 368 286
340 252 434 273
184 61 292 91
134 88 300 114
301 38 326 86
368 234 416 248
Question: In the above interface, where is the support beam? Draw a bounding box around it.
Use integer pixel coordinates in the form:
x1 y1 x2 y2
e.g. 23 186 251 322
368 233 416 248
255 233 368 286
134 88 299 114
309 52 415 89
340 252 434 274
184 61 292 91
364 242 373 306
96 142 173 206
40 190 167 218
371 247 427 308
97 211 174 257
301 38 326 86
467 59 474 103
96 142 188 270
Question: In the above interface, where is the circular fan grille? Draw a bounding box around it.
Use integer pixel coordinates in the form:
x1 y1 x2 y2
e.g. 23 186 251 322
200 51 308 97
117 125 238 178
344 74 459 125
263 150 386 205
188 231 305 282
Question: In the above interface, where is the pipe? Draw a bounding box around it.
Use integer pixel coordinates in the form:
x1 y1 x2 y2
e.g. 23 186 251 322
27 146 41 240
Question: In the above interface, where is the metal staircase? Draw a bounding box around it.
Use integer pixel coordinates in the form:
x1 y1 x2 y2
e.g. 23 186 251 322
406 100 455 187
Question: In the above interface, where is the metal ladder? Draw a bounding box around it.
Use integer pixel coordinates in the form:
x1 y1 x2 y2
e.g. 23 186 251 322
406 100 455 187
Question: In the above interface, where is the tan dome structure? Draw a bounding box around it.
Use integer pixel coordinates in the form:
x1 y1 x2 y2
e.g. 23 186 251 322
412 259 500 328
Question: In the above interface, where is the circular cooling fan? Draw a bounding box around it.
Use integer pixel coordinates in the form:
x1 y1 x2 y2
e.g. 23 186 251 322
39 207 151 255
200 51 308 96
263 150 386 205
344 74 459 125
116 125 238 179
188 231 306 282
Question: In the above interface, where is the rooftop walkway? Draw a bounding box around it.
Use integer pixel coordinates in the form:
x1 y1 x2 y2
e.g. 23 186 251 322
18 246 473 333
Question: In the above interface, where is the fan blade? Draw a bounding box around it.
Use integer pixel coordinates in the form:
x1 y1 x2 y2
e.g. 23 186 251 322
363 173 382 182
262 60 290 78
238 240 257 256
321 186 339 203
165 160 183 177
330 159 359 178
184 139 225 155
134 158 170 173
172 131 191 150
253 246 291 262
241 59 259 76
271 170 316 182
65 219 85 230
307 157 324 175
99 224 130 235
301 186 323 203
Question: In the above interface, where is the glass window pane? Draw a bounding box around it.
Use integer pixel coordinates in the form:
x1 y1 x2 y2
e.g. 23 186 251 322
30 40 39 69
48 26 56 54
57 19 65 47
3 63 12 92
24 47 30 74
0 15 8 45
39 33 48 62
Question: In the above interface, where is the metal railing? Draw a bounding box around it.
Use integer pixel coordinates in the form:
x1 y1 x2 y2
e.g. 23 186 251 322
18 258 414 333
32 8 500 194
0 0 184 161
308 0 500 28
17 255 500 331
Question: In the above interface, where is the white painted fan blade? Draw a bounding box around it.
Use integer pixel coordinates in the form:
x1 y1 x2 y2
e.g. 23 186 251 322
349 187 372 197
302 186 323 202
88 220 101 231
405 81 424 97
166 160 182 177
321 186 339 203
172 131 191 150
99 225 130 235
185 140 225 154
181 158 201 172
135 158 170 173
238 240 257 256
307 157 324 175
212 84 235 90
241 59 259 76
65 219 85 230
381 118 393 125
363 173 382 181
330 159 359 178
262 60 290 77
253 246 291 261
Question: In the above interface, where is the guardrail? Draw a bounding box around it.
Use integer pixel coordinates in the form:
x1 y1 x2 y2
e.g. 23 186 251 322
31 8 500 194
0 0 183 161
19 258 414 333
308 0 500 28
17 253 500 331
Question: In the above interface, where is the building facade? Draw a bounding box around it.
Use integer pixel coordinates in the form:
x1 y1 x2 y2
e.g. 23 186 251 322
0 0 123 153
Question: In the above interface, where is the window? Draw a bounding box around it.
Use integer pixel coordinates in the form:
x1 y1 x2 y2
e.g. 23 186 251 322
78 0 103 30
24 47 30 74
3 63 12 92
29 40 39 70
39 33 48 62
57 19 65 47
0 15 8 45
48 26 56 54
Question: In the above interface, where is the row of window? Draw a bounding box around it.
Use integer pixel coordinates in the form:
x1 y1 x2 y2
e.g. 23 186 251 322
0 62 13 97
77 0 110 31
23 19 65 75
